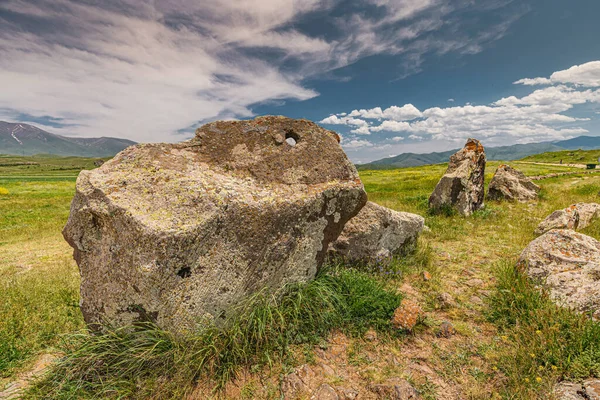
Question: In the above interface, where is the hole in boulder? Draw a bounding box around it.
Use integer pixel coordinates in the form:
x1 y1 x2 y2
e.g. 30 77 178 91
177 267 191 278
285 131 299 147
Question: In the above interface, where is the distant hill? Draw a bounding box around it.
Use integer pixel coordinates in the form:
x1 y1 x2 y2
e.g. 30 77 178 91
358 136 600 169
0 121 136 157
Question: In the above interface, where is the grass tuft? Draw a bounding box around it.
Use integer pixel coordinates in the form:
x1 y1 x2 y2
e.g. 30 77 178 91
487 260 600 397
26 266 402 399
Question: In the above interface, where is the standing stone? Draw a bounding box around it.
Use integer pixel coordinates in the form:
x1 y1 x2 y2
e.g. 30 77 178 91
518 229 600 315
63 116 367 333
536 203 600 235
487 164 540 201
428 138 486 216
328 201 424 265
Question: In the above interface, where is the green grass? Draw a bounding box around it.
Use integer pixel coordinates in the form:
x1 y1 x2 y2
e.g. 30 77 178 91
26 267 402 399
487 260 600 398
2 153 600 399
520 149 600 164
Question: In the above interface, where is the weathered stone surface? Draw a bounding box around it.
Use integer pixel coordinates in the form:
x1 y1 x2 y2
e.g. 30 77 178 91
63 116 367 332
391 299 423 331
328 201 424 264
536 203 600 235
429 138 486 216
311 384 339 400
518 229 600 315
584 379 600 399
487 164 540 202
368 378 420 399
554 382 586 400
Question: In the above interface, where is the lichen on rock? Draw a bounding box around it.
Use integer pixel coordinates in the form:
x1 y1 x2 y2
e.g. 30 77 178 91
63 116 367 333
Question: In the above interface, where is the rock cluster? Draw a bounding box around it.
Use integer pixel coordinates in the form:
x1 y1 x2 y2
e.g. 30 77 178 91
487 164 540 202
429 138 486 216
63 116 367 332
518 229 600 316
329 201 424 265
536 203 600 235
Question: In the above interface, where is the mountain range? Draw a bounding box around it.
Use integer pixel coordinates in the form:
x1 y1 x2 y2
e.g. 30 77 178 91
358 136 600 169
0 121 136 157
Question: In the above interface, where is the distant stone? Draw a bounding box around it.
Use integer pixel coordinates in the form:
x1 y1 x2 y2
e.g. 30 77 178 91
391 299 423 331
63 116 367 332
329 201 424 265
519 229 600 315
487 164 540 202
429 138 486 216
536 203 600 235
368 378 420 399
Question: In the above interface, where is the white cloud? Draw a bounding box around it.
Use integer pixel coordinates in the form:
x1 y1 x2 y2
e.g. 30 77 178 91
391 136 405 141
447 98 455 102
0 0 525 142
513 77 552 86
350 126 372 135
514 61 600 87
343 139 373 149
322 61 600 149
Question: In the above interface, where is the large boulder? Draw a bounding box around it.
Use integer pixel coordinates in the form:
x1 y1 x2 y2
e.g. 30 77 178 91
536 203 600 235
428 138 486 216
518 229 600 316
63 116 367 332
487 164 540 201
328 201 424 264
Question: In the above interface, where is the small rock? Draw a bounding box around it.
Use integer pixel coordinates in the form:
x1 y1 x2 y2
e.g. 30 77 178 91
364 329 377 341
319 363 336 377
369 378 420 399
584 378 600 399
536 203 600 235
470 296 483 306
554 382 586 400
429 138 486 216
311 384 339 400
437 292 456 309
337 387 359 400
281 364 315 399
391 299 423 331
465 278 484 288
423 271 432 281
437 321 456 338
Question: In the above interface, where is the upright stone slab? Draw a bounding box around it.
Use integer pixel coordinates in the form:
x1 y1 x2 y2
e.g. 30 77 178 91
487 164 540 202
63 116 367 332
428 138 486 216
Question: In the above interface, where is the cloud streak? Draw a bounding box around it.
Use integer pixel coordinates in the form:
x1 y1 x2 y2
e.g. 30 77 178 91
0 0 524 142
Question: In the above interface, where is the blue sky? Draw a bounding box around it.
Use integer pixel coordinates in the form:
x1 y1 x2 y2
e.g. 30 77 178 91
1 0 599 162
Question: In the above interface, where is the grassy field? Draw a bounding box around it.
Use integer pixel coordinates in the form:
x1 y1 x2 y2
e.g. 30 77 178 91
1 154 600 399
520 149 600 165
